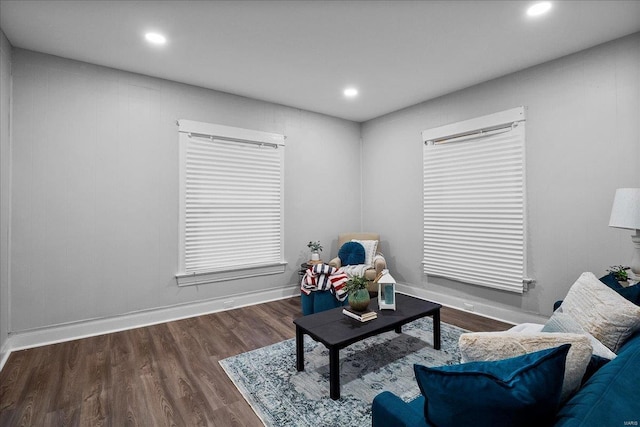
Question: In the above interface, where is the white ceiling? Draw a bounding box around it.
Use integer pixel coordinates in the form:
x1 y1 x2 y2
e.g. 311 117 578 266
1 0 639 122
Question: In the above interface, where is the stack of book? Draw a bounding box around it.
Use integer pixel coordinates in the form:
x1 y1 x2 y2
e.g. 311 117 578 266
342 307 377 322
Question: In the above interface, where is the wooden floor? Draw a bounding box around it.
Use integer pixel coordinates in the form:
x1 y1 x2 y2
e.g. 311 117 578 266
0 297 511 427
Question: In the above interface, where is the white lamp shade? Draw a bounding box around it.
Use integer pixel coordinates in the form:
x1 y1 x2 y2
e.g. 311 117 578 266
609 188 640 230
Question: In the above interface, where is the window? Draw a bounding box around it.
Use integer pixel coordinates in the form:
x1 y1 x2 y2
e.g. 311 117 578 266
421 107 528 293
176 120 286 286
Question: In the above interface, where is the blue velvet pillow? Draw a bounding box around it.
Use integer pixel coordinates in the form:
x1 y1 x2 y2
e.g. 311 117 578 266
600 272 624 290
581 354 610 385
338 241 365 266
414 344 570 427
618 285 640 305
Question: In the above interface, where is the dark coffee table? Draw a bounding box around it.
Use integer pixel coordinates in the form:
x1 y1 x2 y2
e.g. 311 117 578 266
293 293 442 400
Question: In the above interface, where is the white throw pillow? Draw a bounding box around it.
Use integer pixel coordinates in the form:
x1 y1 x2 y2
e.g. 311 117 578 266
352 239 378 267
542 307 617 360
561 272 640 353
458 332 592 403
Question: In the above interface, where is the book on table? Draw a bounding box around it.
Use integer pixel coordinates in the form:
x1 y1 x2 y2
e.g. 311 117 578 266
342 307 377 322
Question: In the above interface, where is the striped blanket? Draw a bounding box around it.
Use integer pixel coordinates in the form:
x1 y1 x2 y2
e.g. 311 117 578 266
300 263 349 301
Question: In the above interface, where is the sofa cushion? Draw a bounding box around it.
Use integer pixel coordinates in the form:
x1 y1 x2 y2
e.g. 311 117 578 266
458 332 591 402
414 345 570 427
542 308 617 360
561 272 640 352
338 241 366 266
554 333 640 426
371 391 428 427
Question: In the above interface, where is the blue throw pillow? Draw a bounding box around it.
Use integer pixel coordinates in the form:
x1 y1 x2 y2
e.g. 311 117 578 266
618 285 640 305
581 354 610 385
338 241 365 266
600 272 624 290
414 344 570 427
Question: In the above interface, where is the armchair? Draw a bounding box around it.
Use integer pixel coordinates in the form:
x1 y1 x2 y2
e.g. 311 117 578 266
329 232 387 294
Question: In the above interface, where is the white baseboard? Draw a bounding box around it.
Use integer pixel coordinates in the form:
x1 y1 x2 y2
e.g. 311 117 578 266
0 347 9 373
396 283 549 326
0 284 300 372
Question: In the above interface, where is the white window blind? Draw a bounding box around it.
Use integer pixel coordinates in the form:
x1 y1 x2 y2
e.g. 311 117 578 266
176 120 286 286
421 107 528 293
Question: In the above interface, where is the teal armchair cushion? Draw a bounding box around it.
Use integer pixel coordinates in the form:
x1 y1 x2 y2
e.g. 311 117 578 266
338 241 366 266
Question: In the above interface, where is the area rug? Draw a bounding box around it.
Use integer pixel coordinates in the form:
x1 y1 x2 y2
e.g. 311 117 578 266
219 318 467 427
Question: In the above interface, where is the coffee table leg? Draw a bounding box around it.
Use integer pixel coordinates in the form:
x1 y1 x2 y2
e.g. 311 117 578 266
329 346 340 400
433 310 441 350
296 326 304 371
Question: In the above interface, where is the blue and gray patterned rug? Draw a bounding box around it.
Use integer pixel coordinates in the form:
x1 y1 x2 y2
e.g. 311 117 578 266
219 318 467 427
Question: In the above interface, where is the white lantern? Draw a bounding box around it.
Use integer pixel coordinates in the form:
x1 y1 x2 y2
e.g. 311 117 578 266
377 269 396 310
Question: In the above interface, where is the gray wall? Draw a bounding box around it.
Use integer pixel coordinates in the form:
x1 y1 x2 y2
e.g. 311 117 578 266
4 32 639 336
361 33 640 319
0 30 11 351
9 49 361 332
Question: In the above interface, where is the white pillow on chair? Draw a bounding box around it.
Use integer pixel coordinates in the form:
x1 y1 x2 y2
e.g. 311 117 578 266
351 239 378 267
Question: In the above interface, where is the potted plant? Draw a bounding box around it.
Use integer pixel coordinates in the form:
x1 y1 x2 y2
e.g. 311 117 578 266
345 275 370 312
607 265 630 286
307 241 323 261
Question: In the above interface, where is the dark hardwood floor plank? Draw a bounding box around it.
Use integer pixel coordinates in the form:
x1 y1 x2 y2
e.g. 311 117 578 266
78 334 110 427
210 400 261 427
205 311 250 358
48 339 85 427
4 345 57 426
0 296 512 426
164 321 236 415
134 325 188 427
109 330 141 427
0 350 27 413
150 322 214 426
441 306 512 332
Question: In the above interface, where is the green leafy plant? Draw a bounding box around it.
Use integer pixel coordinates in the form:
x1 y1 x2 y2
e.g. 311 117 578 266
345 275 368 294
607 265 630 281
307 241 323 252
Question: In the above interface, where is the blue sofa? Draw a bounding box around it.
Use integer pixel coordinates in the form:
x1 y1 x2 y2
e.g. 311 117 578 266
372 326 640 427
373 274 640 426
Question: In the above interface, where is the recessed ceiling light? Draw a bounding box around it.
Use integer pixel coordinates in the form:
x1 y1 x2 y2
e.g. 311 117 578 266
527 2 552 17
344 87 358 98
145 32 167 45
